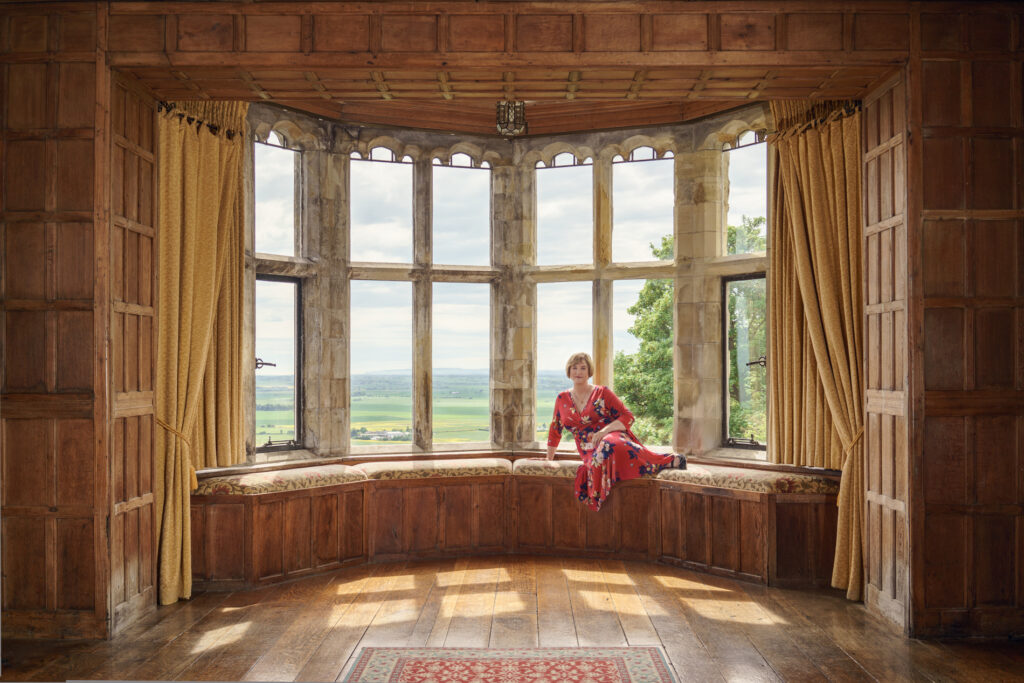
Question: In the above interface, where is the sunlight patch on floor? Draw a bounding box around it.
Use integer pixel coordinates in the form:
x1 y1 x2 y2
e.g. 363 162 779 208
191 621 251 654
654 574 731 592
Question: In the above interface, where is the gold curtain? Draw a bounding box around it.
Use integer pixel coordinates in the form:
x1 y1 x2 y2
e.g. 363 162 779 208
768 101 865 600
155 101 247 604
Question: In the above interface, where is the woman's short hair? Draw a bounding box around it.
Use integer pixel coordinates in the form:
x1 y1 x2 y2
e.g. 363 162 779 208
565 352 594 378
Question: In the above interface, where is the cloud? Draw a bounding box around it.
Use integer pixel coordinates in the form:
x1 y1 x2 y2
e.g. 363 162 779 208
433 283 490 369
351 161 413 262
613 159 674 262
255 280 296 369
726 143 768 229
351 281 412 372
254 144 296 255
537 166 593 265
433 166 490 266
537 281 592 371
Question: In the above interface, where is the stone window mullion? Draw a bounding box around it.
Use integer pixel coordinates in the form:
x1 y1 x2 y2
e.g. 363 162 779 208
592 156 614 385
413 158 433 451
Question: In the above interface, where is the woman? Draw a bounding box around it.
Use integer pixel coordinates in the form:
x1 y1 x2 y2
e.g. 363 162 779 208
546 351 685 511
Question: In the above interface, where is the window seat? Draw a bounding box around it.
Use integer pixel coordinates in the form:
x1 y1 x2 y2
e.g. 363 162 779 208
191 456 839 591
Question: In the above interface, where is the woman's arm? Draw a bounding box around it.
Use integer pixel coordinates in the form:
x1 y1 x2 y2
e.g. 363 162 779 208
586 419 627 450
546 401 564 460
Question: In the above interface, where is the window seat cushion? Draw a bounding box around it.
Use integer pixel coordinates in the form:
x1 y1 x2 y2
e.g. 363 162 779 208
194 463 368 495
512 458 583 478
657 463 839 495
353 457 513 480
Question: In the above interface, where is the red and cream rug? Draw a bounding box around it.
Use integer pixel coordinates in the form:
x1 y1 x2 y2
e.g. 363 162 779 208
342 646 676 682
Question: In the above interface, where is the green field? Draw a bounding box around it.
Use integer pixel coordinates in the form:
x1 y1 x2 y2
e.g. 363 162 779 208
256 372 571 446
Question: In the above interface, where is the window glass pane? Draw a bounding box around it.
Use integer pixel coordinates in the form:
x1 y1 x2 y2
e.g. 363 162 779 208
726 142 768 255
726 277 767 445
433 166 490 266
350 281 412 445
613 158 673 262
613 278 674 446
255 279 297 447
350 159 412 262
535 282 592 443
254 142 296 256
433 283 490 443
537 165 592 265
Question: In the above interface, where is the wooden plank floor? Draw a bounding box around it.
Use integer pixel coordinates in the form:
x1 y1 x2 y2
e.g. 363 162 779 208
2 556 1022 682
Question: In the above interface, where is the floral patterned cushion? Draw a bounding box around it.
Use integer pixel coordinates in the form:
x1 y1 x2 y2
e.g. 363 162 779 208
657 463 839 495
512 458 583 478
353 458 513 480
194 464 368 495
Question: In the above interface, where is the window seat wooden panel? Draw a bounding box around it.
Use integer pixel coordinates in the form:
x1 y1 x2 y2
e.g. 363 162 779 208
191 457 839 592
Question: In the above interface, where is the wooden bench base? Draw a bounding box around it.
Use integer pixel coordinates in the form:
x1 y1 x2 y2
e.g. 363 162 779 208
191 469 838 591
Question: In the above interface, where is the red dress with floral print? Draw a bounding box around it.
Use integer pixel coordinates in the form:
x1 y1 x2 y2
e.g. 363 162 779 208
547 385 675 511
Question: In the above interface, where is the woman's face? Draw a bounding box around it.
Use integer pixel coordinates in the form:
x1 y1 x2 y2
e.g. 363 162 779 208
569 361 590 383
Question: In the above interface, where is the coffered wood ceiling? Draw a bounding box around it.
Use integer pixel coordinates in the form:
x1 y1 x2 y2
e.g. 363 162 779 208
102 2 906 133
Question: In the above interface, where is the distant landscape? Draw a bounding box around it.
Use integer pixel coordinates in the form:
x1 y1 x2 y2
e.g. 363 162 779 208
255 371 572 447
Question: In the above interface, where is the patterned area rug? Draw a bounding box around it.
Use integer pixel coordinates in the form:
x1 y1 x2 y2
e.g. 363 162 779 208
342 646 677 682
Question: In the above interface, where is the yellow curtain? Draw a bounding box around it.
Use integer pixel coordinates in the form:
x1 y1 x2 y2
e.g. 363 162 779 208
155 101 247 604
768 102 864 600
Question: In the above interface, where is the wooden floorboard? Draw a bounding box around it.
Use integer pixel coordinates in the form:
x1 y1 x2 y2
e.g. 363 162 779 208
2 557 1021 683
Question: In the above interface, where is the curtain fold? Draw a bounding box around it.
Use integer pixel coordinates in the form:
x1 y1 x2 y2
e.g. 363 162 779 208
768 102 864 600
155 102 247 605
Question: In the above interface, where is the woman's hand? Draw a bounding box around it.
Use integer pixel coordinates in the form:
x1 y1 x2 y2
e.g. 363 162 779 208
585 428 607 452
545 445 557 460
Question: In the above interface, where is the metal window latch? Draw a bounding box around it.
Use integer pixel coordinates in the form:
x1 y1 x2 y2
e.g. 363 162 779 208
745 355 767 368
255 358 277 370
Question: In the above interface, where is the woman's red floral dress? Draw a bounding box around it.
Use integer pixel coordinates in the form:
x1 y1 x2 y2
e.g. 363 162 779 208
547 385 676 511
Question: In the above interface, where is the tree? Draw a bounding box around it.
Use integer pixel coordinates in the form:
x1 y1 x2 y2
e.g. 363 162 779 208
615 216 768 446
613 235 674 444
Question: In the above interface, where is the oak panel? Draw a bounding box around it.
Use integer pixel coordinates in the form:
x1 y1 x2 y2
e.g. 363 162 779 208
205 503 245 581
55 139 94 211
312 15 369 52
255 501 284 580
442 485 472 551
738 499 765 577
5 140 46 210
313 493 339 566
515 15 572 53
584 15 640 53
381 15 437 53
719 14 776 51
974 308 1015 389
108 14 164 52
6 63 48 129
968 13 1012 51
921 61 961 127
922 220 964 297
246 15 300 53
284 497 312 574
3 222 46 299
56 518 95 610
973 415 1019 505
2 419 52 507
176 14 233 52
923 515 966 609
516 482 551 547
970 138 1014 210
920 13 961 52
55 223 94 300
342 490 364 560
972 61 1014 128
923 416 967 506
404 486 439 553
8 15 48 52
475 482 505 548
683 492 707 566
56 311 93 391
784 13 842 52
973 515 1016 606
448 15 504 53
921 137 965 210
58 62 96 128
2 517 47 610
970 220 1018 298
551 482 584 551
923 308 964 390
854 14 910 51
618 485 650 555
373 487 404 556
650 14 708 51
55 418 94 507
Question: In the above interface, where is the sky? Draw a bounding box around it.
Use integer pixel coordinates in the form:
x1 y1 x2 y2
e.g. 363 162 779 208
254 141 767 377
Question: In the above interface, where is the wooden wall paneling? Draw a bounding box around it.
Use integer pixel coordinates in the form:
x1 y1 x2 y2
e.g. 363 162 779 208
514 480 553 549
909 5 1024 636
254 500 284 582
108 74 158 634
370 485 404 559
403 484 440 554
863 70 911 632
442 484 472 552
657 486 683 562
284 496 312 575
473 481 506 550
0 4 112 640
313 491 340 568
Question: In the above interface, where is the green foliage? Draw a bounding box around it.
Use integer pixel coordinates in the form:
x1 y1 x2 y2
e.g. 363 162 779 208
614 223 769 447
614 235 674 444
727 215 767 255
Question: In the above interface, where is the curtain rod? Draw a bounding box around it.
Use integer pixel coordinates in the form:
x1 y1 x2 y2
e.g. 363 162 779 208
157 101 239 140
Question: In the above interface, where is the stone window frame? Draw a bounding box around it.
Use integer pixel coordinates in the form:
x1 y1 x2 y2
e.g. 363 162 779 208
242 102 771 464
